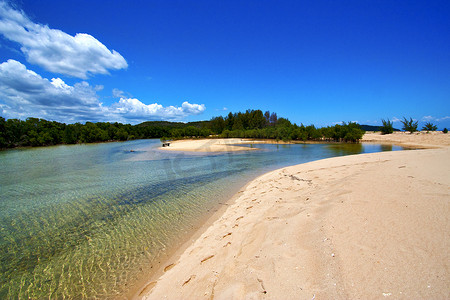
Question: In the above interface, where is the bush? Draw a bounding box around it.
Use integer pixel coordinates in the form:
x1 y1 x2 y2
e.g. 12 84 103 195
444 128 448 134
380 119 394 134
401 117 418 133
422 122 437 132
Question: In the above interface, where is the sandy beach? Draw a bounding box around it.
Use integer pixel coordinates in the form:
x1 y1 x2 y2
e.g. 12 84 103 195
139 133 449 299
158 138 283 152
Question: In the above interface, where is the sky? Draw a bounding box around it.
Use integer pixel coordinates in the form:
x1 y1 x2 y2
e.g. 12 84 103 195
0 0 449 129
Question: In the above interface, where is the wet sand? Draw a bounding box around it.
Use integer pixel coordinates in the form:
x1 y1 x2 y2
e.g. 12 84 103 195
139 133 449 299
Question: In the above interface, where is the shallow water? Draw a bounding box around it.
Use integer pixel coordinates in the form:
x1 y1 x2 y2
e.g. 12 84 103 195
0 140 404 298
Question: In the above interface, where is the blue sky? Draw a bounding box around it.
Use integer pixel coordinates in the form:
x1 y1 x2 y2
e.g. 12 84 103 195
0 0 449 128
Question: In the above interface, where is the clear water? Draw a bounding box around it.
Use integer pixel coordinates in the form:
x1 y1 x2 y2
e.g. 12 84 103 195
0 140 404 298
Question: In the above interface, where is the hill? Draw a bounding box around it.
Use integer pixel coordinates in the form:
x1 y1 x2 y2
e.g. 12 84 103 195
359 124 400 132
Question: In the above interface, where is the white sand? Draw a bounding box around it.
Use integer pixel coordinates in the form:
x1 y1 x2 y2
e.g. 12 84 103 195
362 131 450 148
138 133 450 299
159 138 260 152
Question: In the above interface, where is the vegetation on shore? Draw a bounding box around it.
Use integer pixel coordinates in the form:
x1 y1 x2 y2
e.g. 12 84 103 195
401 117 419 134
422 122 437 132
378 117 440 135
0 111 366 149
380 119 394 135
2 111 445 149
208 111 364 142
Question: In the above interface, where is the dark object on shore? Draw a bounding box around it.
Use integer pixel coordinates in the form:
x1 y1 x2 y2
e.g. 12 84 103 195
444 128 448 134
130 150 135 152
162 142 170 147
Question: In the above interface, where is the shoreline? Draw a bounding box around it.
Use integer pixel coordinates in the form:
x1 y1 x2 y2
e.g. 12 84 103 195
129 178 257 299
131 179 256 299
361 131 450 149
137 133 449 299
159 131 450 153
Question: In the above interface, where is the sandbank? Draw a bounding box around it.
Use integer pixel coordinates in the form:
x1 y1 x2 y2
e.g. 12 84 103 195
139 133 449 299
158 138 287 152
362 130 450 148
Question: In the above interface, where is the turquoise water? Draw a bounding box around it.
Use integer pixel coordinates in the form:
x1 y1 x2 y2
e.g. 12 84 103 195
0 140 403 298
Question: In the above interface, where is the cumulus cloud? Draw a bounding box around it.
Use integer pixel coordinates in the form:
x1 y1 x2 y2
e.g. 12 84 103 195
111 98 205 122
0 60 206 123
0 1 127 79
0 59 103 121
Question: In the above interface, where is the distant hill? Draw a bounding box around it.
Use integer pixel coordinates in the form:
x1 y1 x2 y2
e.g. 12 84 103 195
359 124 400 132
137 120 210 128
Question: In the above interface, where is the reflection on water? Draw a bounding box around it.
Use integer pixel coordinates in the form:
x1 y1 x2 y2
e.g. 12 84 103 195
326 143 364 155
0 140 405 298
380 144 393 152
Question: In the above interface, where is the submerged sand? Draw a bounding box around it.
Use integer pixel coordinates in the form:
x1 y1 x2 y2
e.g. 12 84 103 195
140 133 449 299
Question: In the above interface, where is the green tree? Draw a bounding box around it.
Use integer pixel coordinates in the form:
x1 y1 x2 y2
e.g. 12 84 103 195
209 116 225 134
80 122 108 143
225 112 235 130
400 117 418 133
380 119 394 134
269 112 278 125
0 117 6 148
248 109 266 129
232 118 244 131
114 128 129 141
62 125 78 144
421 122 437 132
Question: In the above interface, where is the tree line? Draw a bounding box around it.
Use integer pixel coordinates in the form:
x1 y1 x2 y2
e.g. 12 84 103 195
208 110 364 142
0 110 366 149
0 117 211 148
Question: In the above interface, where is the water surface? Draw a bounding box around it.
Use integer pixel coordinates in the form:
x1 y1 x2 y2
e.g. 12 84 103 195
0 140 404 298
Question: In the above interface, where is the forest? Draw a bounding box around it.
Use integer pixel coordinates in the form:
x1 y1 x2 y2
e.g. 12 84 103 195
0 110 365 148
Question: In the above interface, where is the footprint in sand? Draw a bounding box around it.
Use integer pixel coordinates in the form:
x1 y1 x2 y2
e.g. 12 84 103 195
201 255 215 264
222 232 232 238
164 263 175 272
182 275 196 286
139 281 157 296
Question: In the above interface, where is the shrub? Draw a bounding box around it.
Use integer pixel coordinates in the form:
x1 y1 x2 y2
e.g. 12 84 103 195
444 128 448 134
380 119 394 135
421 122 437 132
401 117 418 133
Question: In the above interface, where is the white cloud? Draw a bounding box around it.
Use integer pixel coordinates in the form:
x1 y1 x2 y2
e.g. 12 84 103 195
0 60 205 123
215 107 228 112
0 1 127 79
437 116 450 121
422 115 450 122
180 101 206 115
112 88 126 98
111 98 205 122
0 59 102 121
